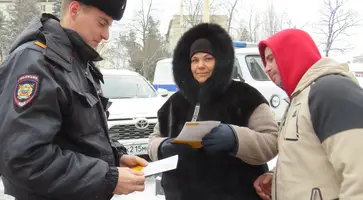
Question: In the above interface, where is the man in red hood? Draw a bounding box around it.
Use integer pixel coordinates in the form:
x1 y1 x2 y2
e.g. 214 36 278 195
253 28 363 200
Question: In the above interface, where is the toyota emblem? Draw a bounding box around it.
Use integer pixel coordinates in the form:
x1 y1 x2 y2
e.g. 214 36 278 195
135 118 149 129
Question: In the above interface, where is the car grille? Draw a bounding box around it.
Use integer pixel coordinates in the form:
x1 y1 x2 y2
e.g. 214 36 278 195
109 123 156 140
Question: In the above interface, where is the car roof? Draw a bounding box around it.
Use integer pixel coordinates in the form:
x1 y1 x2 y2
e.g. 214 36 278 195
235 47 260 55
156 58 172 64
100 69 141 76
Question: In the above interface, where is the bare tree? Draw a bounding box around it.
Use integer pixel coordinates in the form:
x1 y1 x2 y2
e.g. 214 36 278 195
246 5 262 42
262 1 281 37
130 0 154 50
182 0 219 28
316 0 360 57
235 1 301 43
1 0 39 58
238 27 251 41
260 1 299 39
118 0 169 80
95 40 127 69
220 0 241 33
183 0 203 27
0 10 8 62
52 0 62 18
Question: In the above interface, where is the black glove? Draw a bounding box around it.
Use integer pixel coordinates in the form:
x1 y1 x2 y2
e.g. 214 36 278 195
202 123 237 154
158 138 193 159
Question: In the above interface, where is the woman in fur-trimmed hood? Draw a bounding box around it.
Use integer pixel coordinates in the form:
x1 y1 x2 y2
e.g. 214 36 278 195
147 23 279 200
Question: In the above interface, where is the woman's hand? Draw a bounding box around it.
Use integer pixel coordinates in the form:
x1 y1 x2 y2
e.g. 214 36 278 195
202 124 237 154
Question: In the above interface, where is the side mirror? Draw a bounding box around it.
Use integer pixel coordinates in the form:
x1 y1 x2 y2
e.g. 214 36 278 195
157 88 169 97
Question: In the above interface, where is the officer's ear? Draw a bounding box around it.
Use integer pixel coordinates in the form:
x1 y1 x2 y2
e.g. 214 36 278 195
69 1 82 20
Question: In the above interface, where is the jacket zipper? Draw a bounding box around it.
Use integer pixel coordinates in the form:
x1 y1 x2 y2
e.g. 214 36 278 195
191 103 200 121
274 103 291 200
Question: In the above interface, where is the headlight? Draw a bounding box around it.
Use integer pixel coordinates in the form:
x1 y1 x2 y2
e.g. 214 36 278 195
270 95 280 108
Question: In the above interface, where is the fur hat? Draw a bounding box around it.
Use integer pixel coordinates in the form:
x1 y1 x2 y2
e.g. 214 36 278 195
172 23 235 104
78 0 127 20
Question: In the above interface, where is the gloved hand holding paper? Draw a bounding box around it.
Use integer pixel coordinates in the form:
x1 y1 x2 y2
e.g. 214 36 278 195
171 121 221 148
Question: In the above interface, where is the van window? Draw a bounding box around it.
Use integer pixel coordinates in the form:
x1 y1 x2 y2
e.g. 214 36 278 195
233 58 244 81
101 75 157 99
245 56 270 81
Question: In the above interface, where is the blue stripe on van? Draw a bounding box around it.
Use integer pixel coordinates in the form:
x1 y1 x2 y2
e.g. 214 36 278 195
153 84 178 92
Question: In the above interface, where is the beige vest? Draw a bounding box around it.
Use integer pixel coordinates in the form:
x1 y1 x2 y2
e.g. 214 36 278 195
272 58 357 200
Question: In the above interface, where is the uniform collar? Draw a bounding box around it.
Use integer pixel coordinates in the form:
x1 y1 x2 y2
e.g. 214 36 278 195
63 28 102 63
39 14 102 72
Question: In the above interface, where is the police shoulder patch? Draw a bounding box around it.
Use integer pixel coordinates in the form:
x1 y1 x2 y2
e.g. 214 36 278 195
14 74 40 108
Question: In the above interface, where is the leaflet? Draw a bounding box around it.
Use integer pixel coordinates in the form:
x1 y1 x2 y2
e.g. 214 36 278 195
171 121 221 148
133 155 178 177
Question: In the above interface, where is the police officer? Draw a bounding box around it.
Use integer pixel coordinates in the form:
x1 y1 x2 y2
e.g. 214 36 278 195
0 0 149 200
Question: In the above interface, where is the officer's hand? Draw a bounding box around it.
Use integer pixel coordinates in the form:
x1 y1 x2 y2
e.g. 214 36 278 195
253 172 273 200
113 167 146 195
202 124 237 154
158 138 193 159
120 155 148 168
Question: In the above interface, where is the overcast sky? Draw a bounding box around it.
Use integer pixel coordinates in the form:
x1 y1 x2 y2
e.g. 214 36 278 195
110 0 363 59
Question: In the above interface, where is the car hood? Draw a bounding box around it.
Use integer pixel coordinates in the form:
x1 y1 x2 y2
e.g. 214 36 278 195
107 96 166 119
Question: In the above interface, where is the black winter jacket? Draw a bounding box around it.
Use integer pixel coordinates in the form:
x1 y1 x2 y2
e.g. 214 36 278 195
158 23 269 200
0 14 125 200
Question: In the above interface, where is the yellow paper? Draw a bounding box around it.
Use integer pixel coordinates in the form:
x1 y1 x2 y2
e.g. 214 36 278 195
172 121 220 148
185 122 200 126
171 140 202 148
132 166 144 171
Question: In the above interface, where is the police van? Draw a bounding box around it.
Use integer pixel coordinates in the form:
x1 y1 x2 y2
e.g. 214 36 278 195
153 41 289 124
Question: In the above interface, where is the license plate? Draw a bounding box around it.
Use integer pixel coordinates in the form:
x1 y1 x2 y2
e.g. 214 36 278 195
125 143 148 155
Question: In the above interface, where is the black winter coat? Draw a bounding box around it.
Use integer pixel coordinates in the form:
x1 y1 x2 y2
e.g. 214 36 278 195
0 14 125 200
158 23 269 200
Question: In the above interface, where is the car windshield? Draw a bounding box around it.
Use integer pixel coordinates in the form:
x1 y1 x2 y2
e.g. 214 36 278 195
239 55 270 81
101 75 157 99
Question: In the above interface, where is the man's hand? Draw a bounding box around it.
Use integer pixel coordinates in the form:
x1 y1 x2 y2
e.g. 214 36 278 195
254 172 273 200
120 155 148 168
113 167 146 195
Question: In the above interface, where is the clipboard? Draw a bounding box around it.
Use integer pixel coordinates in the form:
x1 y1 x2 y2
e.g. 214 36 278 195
171 121 221 148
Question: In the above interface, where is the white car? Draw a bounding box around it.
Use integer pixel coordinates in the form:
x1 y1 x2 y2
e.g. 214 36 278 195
100 69 169 158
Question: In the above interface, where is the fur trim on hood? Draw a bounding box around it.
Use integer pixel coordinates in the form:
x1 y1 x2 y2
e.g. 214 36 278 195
172 23 235 104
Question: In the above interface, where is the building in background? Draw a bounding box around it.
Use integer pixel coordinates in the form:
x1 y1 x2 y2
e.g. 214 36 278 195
165 14 228 54
0 0 54 19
